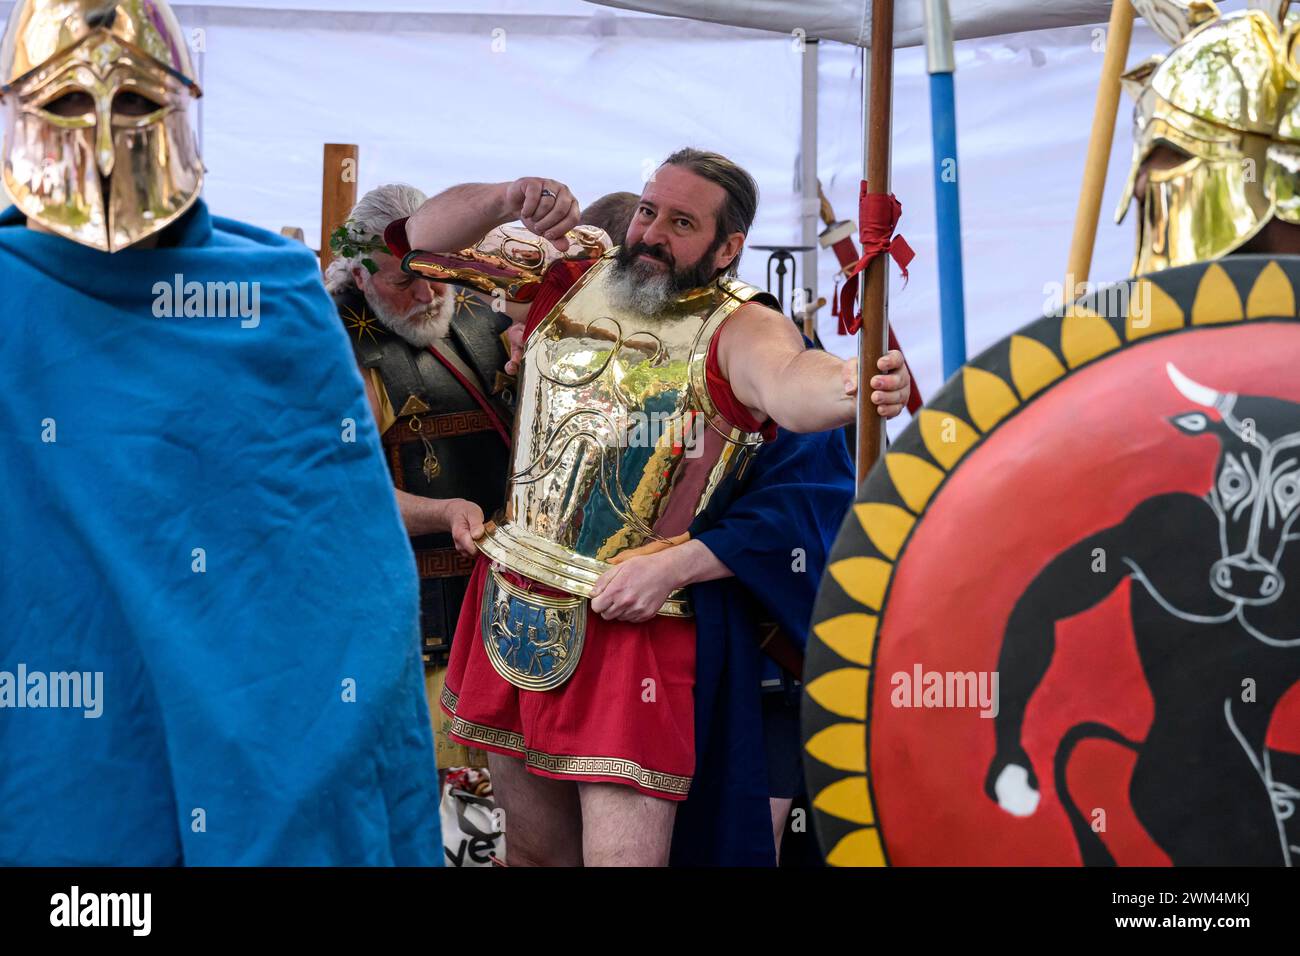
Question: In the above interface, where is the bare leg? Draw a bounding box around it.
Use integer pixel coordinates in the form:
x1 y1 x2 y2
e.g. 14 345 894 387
578 782 677 866
487 753 583 866
770 797 794 860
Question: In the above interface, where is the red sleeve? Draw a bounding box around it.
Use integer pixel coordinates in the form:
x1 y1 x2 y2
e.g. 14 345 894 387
384 218 412 258
523 259 596 338
706 324 777 441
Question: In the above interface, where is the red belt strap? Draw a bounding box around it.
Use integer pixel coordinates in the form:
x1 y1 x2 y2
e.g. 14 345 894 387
426 346 512 448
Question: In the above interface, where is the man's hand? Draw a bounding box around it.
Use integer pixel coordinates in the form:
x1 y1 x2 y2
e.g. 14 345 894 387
504 322 526 376
505 178 580 251
590 551 680 623
405 179 581 259
445 499 486 557
870 349 911 419
836 350 911 419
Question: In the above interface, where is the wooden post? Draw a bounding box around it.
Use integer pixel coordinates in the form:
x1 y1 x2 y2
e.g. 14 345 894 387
320 143 359 272
857 0 895 482
1064 0 1134 301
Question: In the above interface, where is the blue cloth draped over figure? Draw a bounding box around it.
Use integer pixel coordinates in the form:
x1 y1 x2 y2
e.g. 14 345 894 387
0 203 441 865
673 422 856 866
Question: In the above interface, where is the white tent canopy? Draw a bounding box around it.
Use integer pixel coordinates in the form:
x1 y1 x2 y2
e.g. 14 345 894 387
0 1 1196 430
591 0 1113 47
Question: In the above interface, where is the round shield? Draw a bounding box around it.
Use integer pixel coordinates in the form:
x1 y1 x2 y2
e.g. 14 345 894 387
803 256 1300 866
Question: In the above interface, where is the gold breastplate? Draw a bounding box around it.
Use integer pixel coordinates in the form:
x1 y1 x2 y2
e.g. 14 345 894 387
477 255 768 616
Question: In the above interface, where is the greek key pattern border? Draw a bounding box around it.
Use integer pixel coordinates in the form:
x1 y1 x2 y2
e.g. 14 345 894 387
416 548 476 579
524 752 691 796
384 410 494 447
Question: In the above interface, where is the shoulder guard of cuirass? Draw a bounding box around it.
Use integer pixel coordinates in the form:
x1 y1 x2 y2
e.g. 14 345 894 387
715 274 782 313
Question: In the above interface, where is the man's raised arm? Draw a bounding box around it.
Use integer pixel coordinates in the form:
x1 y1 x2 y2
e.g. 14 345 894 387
718 302 911 433
405 177 581 253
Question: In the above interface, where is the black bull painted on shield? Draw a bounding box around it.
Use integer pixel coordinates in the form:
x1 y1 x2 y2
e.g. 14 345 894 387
985 364 1300 865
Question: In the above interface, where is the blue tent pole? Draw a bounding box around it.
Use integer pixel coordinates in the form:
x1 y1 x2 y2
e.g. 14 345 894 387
924 0 967 380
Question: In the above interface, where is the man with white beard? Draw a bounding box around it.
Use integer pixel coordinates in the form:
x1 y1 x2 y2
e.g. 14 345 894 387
326 185 517 769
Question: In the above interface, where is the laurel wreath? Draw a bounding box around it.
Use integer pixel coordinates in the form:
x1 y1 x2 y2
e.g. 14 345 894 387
329 221 389 275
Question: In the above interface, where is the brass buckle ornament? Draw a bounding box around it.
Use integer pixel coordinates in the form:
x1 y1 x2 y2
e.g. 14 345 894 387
481 566 586 692
407 415 442 482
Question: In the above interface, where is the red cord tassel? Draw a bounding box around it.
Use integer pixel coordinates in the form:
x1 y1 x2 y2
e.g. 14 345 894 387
838 181 915 336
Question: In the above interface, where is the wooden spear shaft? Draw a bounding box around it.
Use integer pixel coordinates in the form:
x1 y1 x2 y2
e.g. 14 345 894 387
1064 0 1135 299
857 0 895 482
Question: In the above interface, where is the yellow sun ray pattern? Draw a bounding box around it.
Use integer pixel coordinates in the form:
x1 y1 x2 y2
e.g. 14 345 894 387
341 305 384 345
1245 261 1296 319
805 723 866 772
1126 278 1185 340
806 668 870 720
813 613 877 666
1060 303 1121 368
918 410 980 469
813 776 875 825
962 366 1019 431
804 260 1295 866
853 503 914 560
1192 263 1244 324
1008 334 1066 400
827 557 891 611
883 453 944 513
826 827 887 866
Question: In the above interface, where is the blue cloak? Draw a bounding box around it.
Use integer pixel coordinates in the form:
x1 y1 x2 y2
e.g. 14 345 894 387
0 203 441 865
672 426 855 867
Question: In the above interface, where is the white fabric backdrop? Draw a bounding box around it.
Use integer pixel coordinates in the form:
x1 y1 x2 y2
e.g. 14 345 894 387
0 1 1203 431
591 0 1114 48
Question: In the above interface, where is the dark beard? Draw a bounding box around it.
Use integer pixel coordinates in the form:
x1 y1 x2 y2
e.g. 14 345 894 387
613 238 723 296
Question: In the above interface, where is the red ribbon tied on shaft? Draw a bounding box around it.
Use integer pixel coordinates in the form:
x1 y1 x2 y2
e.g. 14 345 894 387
836 181 916 335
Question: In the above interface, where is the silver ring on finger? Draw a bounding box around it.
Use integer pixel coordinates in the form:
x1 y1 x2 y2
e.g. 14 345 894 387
540 188 557 199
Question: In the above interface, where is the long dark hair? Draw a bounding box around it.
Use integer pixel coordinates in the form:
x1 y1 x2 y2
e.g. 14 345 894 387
662 147 759 275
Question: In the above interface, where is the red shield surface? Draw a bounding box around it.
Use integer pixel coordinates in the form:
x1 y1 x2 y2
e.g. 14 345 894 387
803 257 1300 866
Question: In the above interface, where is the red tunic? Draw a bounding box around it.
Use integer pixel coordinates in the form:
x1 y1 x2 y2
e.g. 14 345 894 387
389 225 770 798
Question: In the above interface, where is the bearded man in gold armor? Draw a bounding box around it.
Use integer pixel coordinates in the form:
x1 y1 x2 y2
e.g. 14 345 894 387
382 149 913 866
